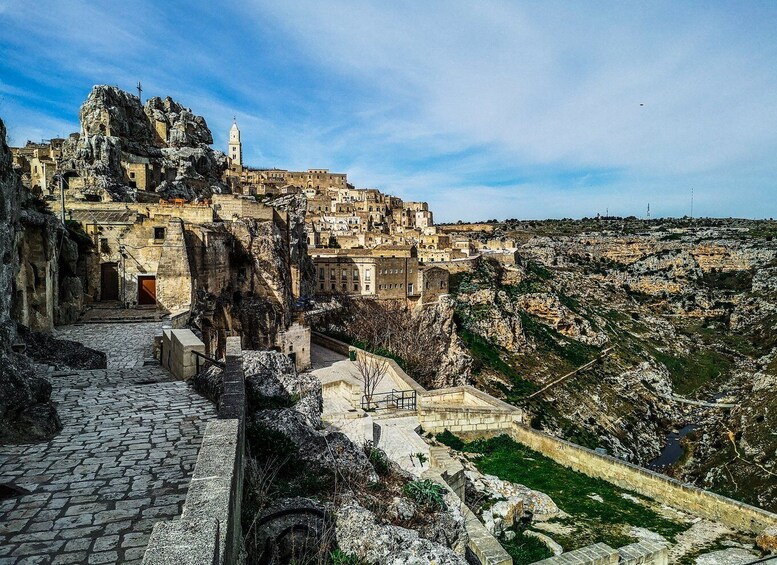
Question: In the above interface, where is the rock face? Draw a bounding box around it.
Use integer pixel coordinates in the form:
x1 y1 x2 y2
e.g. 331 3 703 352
334 500 467 565
0 119 21 345
411 296 474 388
60 85 228 201
268 194 317 300
516 292 608 346
242 350 322 427
0 117 61 443
464 467 562 536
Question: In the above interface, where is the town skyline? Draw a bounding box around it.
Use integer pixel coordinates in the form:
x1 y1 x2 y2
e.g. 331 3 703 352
3 1 777 221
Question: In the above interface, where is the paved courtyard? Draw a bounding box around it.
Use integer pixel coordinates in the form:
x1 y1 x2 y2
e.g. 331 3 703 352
0 322 217 564
308 343 431 475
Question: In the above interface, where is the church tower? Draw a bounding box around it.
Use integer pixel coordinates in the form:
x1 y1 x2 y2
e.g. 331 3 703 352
228 118 242 167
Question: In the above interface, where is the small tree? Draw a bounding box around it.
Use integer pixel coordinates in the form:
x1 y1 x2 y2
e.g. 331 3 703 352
354 353 388 409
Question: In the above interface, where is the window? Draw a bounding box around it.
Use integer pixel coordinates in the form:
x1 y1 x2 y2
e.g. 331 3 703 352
440 280 446 288
319 282 324 290
408 283 413 294
353 269 359 279
318 268 324 280
154 227 166 240
331 283 336 290
353 283 359 291
130 171 136 178
365 284 370 291
341 269 347 281
342 283 347 291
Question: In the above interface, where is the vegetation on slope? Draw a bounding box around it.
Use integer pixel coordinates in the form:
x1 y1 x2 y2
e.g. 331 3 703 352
437 433 688 551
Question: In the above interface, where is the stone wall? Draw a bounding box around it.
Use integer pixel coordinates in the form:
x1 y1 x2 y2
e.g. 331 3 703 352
532 541 668 565
144 336 244 565
509 424 777 535
161 328 206 380
419 386 523 434
156 218 193 312
425 446 512 565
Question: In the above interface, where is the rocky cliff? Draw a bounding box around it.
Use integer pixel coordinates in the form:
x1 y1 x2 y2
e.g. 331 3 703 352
0 118 60 442
61 85 228 201
445 218 777 511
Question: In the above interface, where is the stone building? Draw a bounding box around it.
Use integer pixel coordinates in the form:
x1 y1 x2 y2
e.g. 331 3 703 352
311 245 448 306
61 195 312 370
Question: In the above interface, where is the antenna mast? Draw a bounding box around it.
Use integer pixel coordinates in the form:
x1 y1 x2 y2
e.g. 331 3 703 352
690 187 694 219
136 81 143 103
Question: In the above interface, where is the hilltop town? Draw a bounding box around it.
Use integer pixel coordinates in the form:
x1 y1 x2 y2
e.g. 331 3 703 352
1 86 776 565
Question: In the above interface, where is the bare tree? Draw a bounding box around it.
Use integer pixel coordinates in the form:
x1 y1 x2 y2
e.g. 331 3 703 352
354 353 389 409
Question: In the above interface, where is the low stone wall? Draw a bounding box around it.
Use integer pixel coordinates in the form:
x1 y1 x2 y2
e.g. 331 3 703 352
143 337 245 565
351 347 426 394
161 328 205 380
509 424 777 535
311 331 350 356
419 386 523 434
425 447 512 565
532 540 668 565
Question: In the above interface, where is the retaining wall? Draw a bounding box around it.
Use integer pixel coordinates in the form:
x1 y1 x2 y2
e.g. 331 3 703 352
419 386 523 434
509 424 777 534
143 337 245 565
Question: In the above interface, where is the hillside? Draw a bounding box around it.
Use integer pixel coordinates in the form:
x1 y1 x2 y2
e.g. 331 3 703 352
444 217 777 512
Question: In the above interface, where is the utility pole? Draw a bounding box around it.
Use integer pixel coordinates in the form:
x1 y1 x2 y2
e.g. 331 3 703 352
136 81 143 103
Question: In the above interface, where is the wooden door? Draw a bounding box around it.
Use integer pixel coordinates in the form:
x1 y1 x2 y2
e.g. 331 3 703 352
100 263 119 301
137 276 156 305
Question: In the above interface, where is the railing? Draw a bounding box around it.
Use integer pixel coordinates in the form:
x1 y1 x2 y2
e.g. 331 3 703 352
361 389 417 411
192 349 225 373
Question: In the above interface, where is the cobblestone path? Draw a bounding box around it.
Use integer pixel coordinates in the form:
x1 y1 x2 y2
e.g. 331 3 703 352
0 323 217 564
51 322 161 369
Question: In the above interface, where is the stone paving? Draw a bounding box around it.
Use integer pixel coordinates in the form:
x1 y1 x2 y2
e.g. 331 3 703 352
308 344 430 475
0 323 217 565
51 322 161 369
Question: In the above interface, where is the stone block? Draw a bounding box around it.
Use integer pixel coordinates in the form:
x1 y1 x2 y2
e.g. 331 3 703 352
141 519 219 565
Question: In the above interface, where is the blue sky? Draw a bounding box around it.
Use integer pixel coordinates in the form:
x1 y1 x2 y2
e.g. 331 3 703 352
2 1 777 221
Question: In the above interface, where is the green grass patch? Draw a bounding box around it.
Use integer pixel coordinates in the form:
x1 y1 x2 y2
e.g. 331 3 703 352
652 348 733 396
501 527 553 564
458 327 537 397
442 433 687 550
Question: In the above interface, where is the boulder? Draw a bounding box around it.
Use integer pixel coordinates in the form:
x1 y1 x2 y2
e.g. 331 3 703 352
249 408 376 482
334 501 467 565
0 352 61 443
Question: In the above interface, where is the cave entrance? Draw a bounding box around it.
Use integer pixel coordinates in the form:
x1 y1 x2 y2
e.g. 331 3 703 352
137 275 157 306
100 262 119 301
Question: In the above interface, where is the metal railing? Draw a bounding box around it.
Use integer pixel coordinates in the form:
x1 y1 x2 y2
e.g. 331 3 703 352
192 350 225 373
361 389 417 411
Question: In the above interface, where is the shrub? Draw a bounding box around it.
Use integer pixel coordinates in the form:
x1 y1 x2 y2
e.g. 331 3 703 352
364 441 390 476
403 479 447 510
330 549 362 564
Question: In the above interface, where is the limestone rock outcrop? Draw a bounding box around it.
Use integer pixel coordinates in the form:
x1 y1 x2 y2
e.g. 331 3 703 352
334 500 468 564
516 292 608 346
412 296 473 388
60 85 228 201
0 117 61 443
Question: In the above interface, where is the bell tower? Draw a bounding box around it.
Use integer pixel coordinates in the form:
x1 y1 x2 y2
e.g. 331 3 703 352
228 118 242 167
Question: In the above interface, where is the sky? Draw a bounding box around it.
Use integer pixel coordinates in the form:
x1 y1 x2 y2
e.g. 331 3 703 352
2 1 777 222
